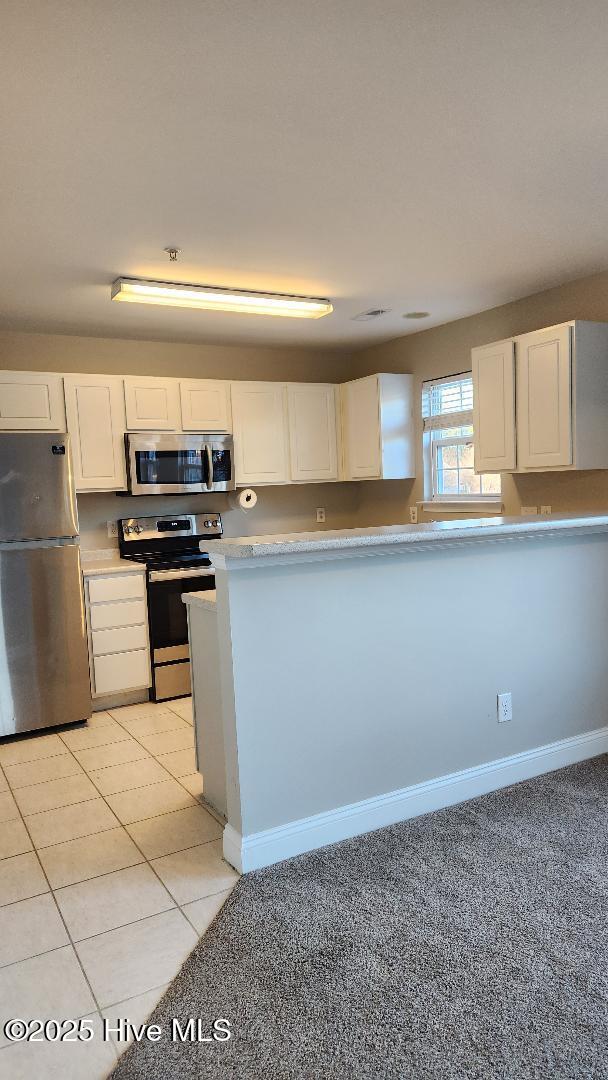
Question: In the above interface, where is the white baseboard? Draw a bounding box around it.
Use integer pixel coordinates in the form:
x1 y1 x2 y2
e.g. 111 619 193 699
222 725 608 873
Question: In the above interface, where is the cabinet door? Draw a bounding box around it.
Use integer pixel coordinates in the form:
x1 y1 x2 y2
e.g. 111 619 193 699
124 377 181 430
64 375 127 491
343 376 381 479
516 325 572 469
179 380 231 432
472 340 516 472
231 382 290 485
0 372 65 430
287 384 338 482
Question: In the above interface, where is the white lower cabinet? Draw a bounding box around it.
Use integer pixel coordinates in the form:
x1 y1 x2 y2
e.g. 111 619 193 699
84 570 151 698
64 375 127 491
93 650 150 697
0 371 66 431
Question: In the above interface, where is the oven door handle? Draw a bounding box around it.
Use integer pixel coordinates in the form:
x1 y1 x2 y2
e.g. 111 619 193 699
205 444 213 492
149 568 215 582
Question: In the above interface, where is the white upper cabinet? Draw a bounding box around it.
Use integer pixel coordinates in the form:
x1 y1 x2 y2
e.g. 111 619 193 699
64 374 127 491
473 321 608 473
124 376 181 430
180 380 231 432
231 382 290 485
342 374 415 481
0 371 66 431
472 340 516 472
516 324 572 470
287 384 339 482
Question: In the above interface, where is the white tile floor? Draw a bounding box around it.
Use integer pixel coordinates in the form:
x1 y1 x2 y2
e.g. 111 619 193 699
0 697 238 1079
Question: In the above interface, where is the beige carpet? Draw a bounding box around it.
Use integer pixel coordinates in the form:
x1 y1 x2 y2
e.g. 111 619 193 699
112 756 608 1079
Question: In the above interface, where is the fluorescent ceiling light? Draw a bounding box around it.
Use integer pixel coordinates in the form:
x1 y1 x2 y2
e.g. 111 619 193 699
111 278 333 319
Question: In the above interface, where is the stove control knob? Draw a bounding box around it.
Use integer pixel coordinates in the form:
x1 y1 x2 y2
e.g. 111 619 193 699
204 519 212 528
134 524 143 534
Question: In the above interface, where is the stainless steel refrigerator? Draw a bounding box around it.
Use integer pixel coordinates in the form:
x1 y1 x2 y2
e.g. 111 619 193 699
0 433 91 737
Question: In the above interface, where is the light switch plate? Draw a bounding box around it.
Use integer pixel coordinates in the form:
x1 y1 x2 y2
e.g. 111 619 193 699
520 506 538 515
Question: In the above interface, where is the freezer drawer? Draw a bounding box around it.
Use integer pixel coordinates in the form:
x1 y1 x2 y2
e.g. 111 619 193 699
0 542 91 736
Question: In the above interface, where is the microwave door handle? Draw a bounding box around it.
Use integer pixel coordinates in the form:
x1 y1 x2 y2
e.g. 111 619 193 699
205 444 213 491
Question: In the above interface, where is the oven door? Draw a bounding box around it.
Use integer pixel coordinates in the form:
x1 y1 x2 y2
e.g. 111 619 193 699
126 433 235 495
147 568 215 701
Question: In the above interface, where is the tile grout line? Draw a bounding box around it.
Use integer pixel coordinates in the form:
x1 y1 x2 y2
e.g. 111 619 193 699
0 699 233 1033
48 709 226 949
78 704 235 940
6 781 109 1026
110 702 203 807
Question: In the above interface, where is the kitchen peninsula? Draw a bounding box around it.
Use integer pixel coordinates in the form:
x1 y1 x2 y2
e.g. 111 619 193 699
185 515 608 872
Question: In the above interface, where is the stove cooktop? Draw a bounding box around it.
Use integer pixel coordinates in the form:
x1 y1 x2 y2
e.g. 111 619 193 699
124 551 212 571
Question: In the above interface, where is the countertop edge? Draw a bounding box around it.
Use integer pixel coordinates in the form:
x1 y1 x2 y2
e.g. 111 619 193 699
205 515 608 563
81 556 146 576
182 590 217 611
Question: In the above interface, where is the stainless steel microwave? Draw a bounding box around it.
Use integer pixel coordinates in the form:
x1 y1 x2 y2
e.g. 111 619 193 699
125 433 235 495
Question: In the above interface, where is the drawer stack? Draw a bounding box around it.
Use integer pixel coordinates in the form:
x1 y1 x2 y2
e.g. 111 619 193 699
85 572 151 696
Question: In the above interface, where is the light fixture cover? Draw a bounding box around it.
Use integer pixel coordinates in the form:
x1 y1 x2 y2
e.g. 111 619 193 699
111 278 333 319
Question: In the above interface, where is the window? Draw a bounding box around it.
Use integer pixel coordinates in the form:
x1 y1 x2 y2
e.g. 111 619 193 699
422 372 501 501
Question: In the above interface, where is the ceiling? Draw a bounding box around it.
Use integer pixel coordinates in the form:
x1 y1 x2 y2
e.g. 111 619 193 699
2 1 608 350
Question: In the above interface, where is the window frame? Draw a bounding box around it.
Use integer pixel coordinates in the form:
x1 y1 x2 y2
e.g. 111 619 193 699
422 371 501 506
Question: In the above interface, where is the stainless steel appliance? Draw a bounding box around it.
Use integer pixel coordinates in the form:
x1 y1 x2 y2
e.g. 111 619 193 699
125 433 235 496
0 434 92 737
119 513 221 701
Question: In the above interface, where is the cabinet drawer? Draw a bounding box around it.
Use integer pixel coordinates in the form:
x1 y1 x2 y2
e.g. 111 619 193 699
93 649 150 696
89 599 146 631
88 574 145 604
91 624 148 657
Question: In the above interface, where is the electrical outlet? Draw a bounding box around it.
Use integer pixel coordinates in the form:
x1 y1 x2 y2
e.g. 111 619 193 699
316 507 326 523
107 520 118 538
409 506 418 524
540 505 552 515
520 506 538 515
497 692 512 723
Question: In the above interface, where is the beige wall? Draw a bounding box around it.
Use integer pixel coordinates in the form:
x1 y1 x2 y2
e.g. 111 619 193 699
77 484 360 551
350 268 608 523
0 329 361 546
0 329 352 383
6 264 608 539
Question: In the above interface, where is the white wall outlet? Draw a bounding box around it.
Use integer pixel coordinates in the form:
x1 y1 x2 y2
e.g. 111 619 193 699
409 506 418 524
520 506 538 515
497 691 512 723
540 505 552 515
316 507 326 523
107 520 118 538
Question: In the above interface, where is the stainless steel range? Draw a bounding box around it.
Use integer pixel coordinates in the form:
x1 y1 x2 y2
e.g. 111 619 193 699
118 513 221 702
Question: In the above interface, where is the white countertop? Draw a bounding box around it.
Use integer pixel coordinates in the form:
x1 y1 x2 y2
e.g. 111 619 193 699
81 549 146 576
182 589 217 611
205 514 608 563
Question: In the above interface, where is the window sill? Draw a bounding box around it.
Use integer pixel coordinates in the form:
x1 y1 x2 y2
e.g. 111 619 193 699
418 500 503 515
